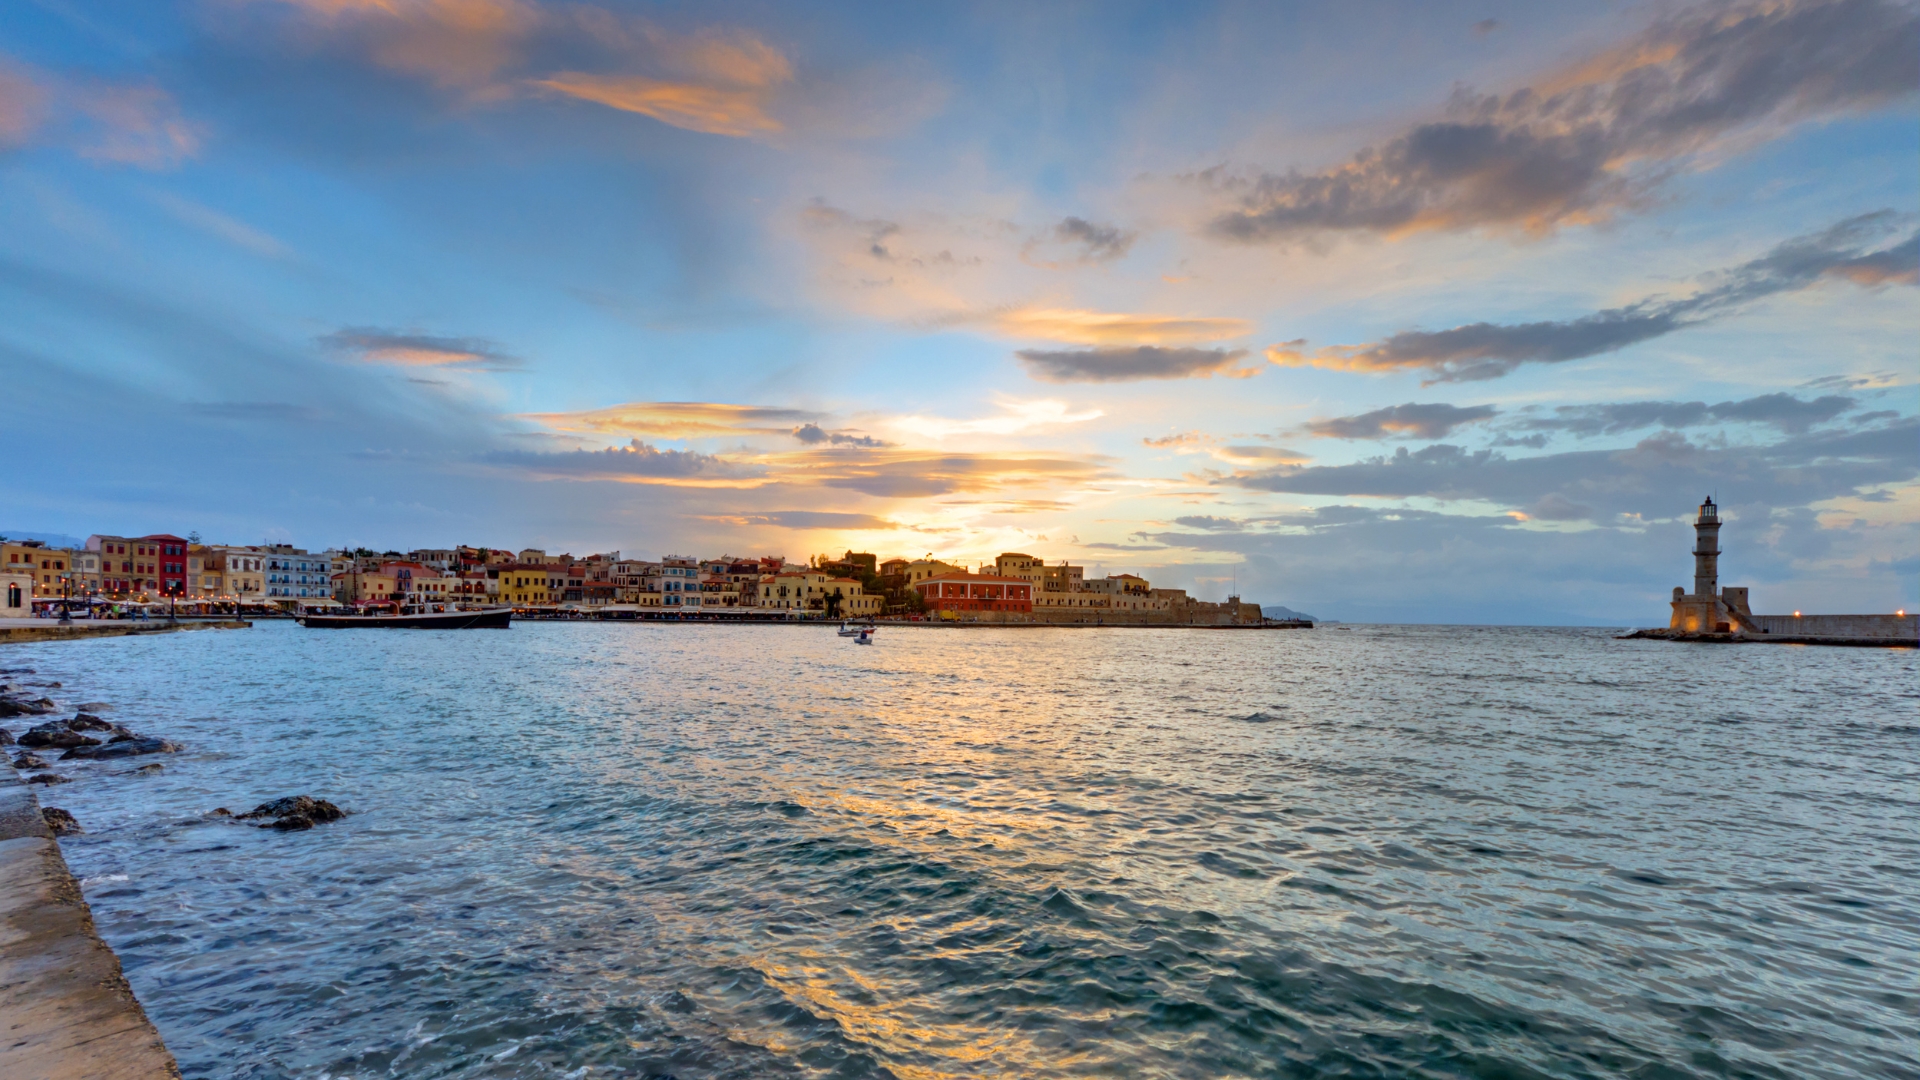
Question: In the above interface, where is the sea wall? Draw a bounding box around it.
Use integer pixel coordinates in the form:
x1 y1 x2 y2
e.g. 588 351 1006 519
1743 613 1918 644
0 771 180 1079
0 619 250 644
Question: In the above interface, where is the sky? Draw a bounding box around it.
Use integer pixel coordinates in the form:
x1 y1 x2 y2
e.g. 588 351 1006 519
1 0 1915 623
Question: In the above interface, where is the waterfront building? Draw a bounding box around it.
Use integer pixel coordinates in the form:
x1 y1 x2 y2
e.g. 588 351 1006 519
143 534 189 596
659 555 699 607
331 569 397 604
2 541 73 597
915 573 1034 618
87 534 176 598
496 564 556 606
67 548 100 598
262 546 332 600
212 547 266 600
756 570 879 615
408 548 459 571
902 558 963 585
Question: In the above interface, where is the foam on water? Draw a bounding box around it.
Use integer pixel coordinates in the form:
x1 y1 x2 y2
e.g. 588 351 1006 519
13 622 1918 1078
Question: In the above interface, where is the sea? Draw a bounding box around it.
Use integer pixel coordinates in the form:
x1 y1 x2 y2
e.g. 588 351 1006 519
8 621 1917 1079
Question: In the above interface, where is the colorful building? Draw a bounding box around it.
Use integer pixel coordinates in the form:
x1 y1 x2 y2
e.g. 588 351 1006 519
914 573 1033 617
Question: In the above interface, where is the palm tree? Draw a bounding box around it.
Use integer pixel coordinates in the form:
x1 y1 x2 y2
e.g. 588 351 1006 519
824 590 844 619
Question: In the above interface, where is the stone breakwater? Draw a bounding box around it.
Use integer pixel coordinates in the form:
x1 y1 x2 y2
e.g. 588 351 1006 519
1622 612 1918 647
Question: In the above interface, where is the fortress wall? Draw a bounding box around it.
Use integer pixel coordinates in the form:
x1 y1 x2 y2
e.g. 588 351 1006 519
1744 614 1917 642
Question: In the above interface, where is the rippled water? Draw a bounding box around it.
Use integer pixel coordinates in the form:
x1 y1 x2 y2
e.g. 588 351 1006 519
8 622 1917 1079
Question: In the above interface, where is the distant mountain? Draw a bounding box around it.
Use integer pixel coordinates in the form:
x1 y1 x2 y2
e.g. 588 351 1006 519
1262 605 1320 623
0 530 86 549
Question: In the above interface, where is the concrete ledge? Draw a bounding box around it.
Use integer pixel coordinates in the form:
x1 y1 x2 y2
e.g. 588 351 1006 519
0 620 249 644
0 773 179 1080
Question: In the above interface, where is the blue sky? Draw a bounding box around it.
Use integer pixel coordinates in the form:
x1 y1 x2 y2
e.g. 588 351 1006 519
2 0 1915 622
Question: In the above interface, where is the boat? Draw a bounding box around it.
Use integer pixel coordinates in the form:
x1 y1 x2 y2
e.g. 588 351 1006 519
837 621 865 637
296 606 512 629
854 628 874 645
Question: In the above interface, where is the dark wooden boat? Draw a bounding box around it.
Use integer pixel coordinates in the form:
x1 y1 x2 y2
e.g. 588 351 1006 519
296 607 512 629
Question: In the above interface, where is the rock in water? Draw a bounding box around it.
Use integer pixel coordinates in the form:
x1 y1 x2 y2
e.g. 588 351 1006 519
236 795 346 831
41 808 80 834
26 772 70 785
0 697 59 718
68 713 113 732
0 728 12 746
60 738 179 761
20 726 101 749
127 763 165 775
11 753 49 770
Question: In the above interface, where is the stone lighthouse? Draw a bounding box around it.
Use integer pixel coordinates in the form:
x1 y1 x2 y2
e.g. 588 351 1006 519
1669 496 1751 633
1692 496 1720 597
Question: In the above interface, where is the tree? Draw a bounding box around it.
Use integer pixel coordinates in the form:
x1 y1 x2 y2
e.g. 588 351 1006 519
824 590 844 619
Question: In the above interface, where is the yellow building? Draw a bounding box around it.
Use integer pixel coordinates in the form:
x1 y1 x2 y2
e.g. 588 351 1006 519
2 543 76 597
903 558 964 585
212 547 266 600
497 566 555 606
331 571 397 604
757 571 881 615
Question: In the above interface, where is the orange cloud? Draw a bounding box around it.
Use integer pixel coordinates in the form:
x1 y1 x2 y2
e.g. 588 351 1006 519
531 74 781 136
0 63 49 149
524 401 816 439
986 307 1251 346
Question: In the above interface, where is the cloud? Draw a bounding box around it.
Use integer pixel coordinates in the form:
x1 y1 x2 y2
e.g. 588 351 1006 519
807 451 1112 498
890 398 1104 439
1472 19 1501 35
1016 345 1256 383
1521 493 1594 521
320 327 519 370
0 62 49 150
1143 431 1206 447
792 423 888 447
1210 0 1920 242
527 401 817 439
150 192 290 258
251 1 794 136
1305 402 1499 440
1212 445 1312 465
1225 415 1920 522
701 510 897 530
530 73 782 137
986 307 1252 345
488 438 746 481
1517 393 1858 438
1173 515 1243 531
1267 213 1919 381
1050 216 1135 262
0 62 200 168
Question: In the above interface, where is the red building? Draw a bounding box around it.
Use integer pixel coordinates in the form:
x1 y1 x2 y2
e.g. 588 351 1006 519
143 534 189 597
913 573 1033 615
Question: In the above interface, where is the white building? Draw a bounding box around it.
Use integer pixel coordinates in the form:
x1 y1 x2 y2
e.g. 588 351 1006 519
263 547 334 600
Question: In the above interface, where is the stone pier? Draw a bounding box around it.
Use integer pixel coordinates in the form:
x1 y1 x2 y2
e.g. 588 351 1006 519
0 770 179 1079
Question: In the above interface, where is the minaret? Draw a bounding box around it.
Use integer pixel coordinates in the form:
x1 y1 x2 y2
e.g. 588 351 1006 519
1692 496 1720 597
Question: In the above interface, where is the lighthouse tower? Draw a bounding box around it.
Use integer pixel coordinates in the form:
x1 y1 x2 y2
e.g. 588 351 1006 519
1693 496 1720 597
1669 496 1750 633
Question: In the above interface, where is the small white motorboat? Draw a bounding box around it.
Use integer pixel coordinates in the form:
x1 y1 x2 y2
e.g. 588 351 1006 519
837 621 862 637
854 629 874 645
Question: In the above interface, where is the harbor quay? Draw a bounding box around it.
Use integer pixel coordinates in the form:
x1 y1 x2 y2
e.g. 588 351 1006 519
7 538 1291 628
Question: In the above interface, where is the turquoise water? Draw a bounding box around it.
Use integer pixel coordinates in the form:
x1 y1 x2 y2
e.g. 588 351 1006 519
9 622 1918 1078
